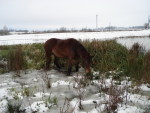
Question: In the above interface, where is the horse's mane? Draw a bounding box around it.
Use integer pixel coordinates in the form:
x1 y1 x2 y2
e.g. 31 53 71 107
70 39 89 58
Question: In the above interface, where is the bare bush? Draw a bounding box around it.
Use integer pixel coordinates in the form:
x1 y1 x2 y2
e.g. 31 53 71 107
41 70 51 89
7 46 26 76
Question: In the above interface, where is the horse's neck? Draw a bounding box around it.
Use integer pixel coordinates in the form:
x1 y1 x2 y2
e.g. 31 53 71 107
75 43 89 60
79 49 89 60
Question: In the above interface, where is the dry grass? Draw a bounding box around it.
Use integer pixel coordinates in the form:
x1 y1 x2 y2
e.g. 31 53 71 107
7 46 26 76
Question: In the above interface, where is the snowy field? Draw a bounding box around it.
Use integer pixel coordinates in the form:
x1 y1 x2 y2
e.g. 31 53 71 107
0 30 150 45
0 30 150 113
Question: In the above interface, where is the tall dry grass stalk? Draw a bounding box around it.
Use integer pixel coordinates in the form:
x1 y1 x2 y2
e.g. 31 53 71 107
7 46 26 76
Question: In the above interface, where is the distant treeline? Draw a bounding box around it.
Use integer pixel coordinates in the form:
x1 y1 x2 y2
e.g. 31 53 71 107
0 30 9 35
0 25 148 35
29 26 147 34
0 25 10 35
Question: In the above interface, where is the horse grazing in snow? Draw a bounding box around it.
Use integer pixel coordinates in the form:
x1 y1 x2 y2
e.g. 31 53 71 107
44 38 92 76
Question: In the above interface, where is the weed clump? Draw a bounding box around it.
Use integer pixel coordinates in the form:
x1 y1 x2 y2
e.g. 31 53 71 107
6 100 25 113
126 43 150 83
7 46 27 76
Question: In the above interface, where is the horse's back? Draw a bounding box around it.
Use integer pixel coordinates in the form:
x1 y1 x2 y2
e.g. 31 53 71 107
44 38 58 50
44 38 81 58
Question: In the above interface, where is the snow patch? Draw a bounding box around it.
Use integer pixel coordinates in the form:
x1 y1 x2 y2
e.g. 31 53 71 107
117 104 145 113
25 101 50 113
33 92 51 98
52 80 72 87
139 84 150 92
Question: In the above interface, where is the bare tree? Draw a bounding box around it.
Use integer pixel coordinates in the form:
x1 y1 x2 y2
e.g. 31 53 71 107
0 25 9 35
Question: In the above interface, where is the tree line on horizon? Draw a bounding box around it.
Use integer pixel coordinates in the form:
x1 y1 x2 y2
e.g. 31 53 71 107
0 25 149 36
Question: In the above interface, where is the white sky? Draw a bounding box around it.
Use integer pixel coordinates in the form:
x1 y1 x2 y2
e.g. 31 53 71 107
0 0 150 30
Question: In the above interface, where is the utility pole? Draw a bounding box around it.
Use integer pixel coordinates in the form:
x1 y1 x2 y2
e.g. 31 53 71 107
96 14 98 31
109 22 111 31
148 15 150 29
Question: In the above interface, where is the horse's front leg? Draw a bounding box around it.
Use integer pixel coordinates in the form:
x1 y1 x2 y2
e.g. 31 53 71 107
45 57 51 70
54 55 61 70
45 51 52 70
67 65 72 76
75 63 79 72
67 59 72 76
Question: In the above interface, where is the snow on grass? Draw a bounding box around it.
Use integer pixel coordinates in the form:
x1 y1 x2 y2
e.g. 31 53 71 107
139 84 150 92
0 70 150 113
69 93 109 112
0 88 10 99
93 77 113 88
32 78 38 82
117 104 145 113
125 93 150 109
0 81 20 87
70 98 107 113
0 83 7 87
0 99 8 113
121 80 132 86
33 92 51 98
70 91 150 113
25 101 49 113
52 80 72 87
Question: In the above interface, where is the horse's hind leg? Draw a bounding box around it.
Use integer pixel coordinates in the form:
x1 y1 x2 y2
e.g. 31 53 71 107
67 59 73 76
45 57 51 70
45 51 52 70
75 63 79 72
54 56 61 70
67 65 72 76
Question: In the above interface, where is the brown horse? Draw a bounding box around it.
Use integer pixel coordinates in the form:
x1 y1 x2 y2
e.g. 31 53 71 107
44 38 92 75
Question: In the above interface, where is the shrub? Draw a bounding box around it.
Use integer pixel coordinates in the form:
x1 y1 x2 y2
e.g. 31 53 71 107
142 52 150 83
6 100 25 113
82 39 128 72
7 46 27 75
125 43 150 83
23 43 45 69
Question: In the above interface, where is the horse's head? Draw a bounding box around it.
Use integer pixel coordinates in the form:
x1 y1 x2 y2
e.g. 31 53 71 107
84 54 92 73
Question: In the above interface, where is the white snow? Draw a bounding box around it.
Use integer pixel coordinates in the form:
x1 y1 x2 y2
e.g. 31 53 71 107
33 78 38 82
0 88 9 99
52 80 72 87
0 99 8 113
33 92 51 98
139 84 150 92
125 93 150 108
25 101 49 113
0 70 149 113
0 81 19 87
117 104 145 113
0 29 150 45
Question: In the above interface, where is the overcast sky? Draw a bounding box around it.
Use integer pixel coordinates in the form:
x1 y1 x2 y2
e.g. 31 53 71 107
0 0 150 30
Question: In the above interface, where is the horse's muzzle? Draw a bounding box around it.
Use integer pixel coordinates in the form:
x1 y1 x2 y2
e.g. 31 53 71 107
85 68 91 73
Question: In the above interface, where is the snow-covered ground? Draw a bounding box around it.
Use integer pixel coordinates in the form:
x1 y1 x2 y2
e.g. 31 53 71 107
0 70 149 113
0 30 150 45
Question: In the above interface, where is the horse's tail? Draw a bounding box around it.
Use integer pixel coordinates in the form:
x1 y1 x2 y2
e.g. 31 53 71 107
44 38 57 57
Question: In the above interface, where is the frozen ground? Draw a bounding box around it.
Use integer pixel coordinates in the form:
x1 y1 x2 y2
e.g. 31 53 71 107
0 69 149 113
0 29 150 45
